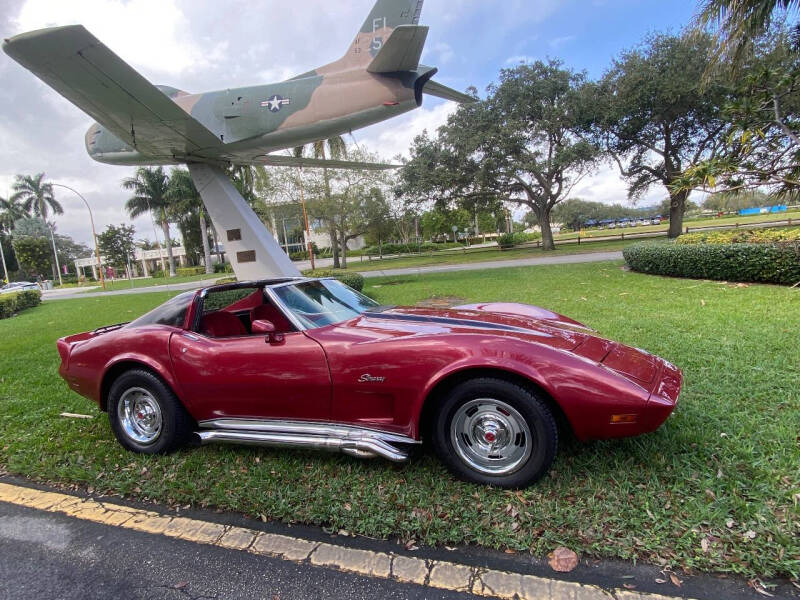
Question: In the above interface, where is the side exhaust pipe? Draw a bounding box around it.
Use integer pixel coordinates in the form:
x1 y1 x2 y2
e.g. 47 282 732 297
195 420 415 463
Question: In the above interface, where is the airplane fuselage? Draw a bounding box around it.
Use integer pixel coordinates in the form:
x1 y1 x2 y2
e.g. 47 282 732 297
86 64 433 166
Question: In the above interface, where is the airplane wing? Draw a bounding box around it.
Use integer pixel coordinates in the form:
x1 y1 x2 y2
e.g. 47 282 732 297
2 25 222 156
423 80 477 104
367 25 429 74
253 155 400 171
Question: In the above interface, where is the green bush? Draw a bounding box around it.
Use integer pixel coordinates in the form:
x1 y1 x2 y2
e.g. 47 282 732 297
363 241 463 255
176 266 204 277
150 269 166 278
497 232 542 248
301 269 365 292
678 227 800 245
0 289 42 320
213 262 234 274
623 242 800 285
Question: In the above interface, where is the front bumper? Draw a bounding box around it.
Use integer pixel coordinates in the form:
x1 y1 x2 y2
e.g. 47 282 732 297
641 359 682 433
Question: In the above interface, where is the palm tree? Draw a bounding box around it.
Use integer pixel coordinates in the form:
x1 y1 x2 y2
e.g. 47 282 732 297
0 195 28 233
123 167 177 277
167 168 214 275
294 136 347 268
697 0 799 65
11 173 63 220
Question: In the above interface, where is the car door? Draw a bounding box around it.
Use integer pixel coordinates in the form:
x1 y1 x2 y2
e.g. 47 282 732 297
169 330 332 423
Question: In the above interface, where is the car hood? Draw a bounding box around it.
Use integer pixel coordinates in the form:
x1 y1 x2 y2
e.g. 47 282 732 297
341 305 661 386
350 305 592 352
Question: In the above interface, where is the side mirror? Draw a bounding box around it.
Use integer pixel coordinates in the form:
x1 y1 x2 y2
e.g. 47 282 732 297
252 319 284 345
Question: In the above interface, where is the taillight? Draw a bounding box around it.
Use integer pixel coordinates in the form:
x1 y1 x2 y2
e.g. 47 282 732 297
57 339 70 364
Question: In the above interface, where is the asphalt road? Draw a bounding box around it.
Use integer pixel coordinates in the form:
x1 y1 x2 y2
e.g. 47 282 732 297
42 251 625 301
2 477 795 600
0 501 474 600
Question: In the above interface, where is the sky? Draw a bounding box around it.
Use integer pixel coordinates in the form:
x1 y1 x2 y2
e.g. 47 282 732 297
0 0 700 247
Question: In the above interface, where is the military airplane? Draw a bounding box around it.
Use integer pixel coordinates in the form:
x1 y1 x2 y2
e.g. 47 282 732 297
3 0 473 171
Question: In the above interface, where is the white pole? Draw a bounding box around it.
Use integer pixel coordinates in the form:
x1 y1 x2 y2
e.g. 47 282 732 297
0 234 8 284
48 221 64 286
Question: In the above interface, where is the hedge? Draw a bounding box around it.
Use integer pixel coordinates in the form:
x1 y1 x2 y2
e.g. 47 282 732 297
623 242 800 286
176 266 205 277
677 227 800 245
301 269 365 292
497 232 542 248
362 242 463 256
0 289 42 320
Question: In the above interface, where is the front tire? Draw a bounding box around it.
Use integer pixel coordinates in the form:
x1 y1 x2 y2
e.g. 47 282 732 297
108 369 193 454
432 378 558 488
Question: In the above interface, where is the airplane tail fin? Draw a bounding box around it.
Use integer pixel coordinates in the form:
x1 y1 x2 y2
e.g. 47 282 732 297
344 0 425 67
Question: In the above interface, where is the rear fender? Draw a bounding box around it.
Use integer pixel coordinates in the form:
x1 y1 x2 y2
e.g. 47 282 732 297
98 352 184 412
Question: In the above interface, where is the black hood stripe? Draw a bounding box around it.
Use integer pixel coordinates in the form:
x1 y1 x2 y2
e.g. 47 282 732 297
362 311 543 336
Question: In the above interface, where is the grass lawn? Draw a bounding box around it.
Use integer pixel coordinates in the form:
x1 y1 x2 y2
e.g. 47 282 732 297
344 238 640 272
0 263 798 581
80 273 218 293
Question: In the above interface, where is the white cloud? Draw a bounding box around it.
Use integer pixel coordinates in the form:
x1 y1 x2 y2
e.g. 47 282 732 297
357 101 458 161
505 55 535 65
570 162 666 207
12 0 225 76
549 35 576 49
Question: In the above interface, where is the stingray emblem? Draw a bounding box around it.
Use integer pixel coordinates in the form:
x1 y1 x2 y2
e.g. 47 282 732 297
358 374 386 383
262 95 291 112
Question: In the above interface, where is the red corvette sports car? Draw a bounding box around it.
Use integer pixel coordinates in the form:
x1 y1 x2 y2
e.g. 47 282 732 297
57 278 682 488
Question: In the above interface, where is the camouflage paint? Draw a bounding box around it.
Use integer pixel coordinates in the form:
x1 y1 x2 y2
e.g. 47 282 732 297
74 0 433 166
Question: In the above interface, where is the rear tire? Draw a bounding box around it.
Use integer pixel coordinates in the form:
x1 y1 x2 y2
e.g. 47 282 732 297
108 369 193 454
432 378 558 488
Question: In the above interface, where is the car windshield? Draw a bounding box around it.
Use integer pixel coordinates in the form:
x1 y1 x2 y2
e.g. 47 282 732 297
128 291 195 328
271 279 379 329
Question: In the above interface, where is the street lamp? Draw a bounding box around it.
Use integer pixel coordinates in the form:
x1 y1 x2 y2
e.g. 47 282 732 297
0 232 8 285
50 183 105 290
47 220 64 287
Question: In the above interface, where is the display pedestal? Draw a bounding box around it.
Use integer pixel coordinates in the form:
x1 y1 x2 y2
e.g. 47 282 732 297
188 164 301 281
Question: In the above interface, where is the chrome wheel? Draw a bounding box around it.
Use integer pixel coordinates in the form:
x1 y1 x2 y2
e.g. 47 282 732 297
450 398 532 476
117 387 163 445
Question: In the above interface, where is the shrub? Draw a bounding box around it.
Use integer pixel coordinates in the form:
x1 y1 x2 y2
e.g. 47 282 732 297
678 227 800 245
363 241 463 255
624 242 800 286
212 262 234 274
301 269 365 291
176 266 204 277
0 289 42 320
497 232 542 248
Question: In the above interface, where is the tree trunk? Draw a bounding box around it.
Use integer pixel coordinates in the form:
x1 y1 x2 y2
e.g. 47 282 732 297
330 225 340 269
339 234 348 269
538 208 556 251
161 221 177 277
199 213 213 275
667 189 689 239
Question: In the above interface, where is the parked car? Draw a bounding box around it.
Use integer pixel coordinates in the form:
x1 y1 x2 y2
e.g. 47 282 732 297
57 278 682 488
0 281 39 295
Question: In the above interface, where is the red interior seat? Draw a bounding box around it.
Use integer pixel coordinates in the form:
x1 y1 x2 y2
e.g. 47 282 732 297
200 311 247 338
251 303 293 333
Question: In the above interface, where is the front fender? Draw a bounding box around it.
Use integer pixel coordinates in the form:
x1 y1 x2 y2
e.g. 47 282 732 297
416 337 650 441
